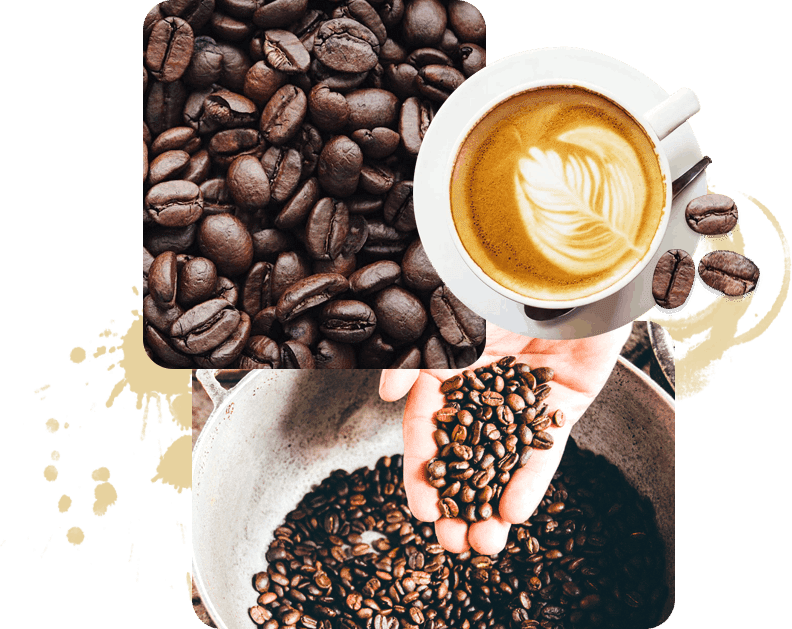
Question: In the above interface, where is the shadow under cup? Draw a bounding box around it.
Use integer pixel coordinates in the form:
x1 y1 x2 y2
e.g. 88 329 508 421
448 83 671 310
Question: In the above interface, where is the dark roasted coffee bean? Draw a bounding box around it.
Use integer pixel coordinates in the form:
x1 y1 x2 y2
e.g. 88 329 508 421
318 136 364 197
552 410 565 428
698 250 760 296
351 128 401 160
243 60 287 106
306 198 350 260
178 257 218 307
146 17 194 83
253 0 309 29
459 43 486 77
652 249 695 309
383 181 416 232
264 29 311 74
685 193 738 235
281 339 315 369
260 84 308 145
531 367 554 384
171 298 241 355
261 146 302 202
238 334 281 368
439 497 459 518
402 0 447 48
198 213 254 277
227 155 271 211
345 89 400 131
146 180 203 227
371 286 428 343
275 177 321 230
276 273 350 321
314 18 380 73
400 239 443 293
430 285 485 348
532 431 554 450
308 84 351 133
399 97 434 156
416 64 465 102
349 261 401 295
314 339 357 368
319 300 377 343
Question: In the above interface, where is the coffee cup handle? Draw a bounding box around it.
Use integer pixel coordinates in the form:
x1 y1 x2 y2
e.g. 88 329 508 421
645 88 700 141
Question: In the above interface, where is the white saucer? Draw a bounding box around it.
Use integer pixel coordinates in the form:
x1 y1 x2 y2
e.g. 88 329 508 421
414 47 704 339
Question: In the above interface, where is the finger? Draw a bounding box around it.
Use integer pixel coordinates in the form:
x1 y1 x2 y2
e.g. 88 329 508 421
468 516 511 555
402 372 445 522
498 425 572 524
379 368 420 401
435 517 470 553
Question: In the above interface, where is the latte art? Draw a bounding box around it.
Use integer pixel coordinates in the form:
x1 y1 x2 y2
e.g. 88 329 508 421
451 86 666 302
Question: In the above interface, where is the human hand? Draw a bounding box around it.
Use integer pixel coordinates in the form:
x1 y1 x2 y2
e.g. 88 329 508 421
379 322 631 555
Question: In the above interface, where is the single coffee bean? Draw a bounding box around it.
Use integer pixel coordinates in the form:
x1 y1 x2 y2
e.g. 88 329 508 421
275 273 350 321
415 64 465 102
532 431 554 450
319 300 377 343
171 298 242 355
399 97 434 156
402 0 447 48
371 286 428 343
318 136 363 198
685 193 738 235
698 250 760 296
263 29 311 74
349 261 401 295
198 213 254 277
430 285 485 348
227 154 271 211
146 17 195 83
238 335 281 368
314 18 381 73
146 180 204 227
305 198 350 260
345 89 400 131
351 128 401 160
280 339 315 369
260 84 308 145
652 249 695 309
178 257 218 307
253 0 309 29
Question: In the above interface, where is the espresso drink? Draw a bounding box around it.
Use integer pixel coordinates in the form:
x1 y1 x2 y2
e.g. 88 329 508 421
451 86 667 302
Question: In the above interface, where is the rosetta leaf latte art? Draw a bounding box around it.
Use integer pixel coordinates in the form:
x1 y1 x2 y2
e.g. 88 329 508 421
515 128 648 276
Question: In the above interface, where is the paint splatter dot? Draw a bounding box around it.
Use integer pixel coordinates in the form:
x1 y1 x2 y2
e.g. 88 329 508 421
171 394 191 430
59 496 71 512
64 423 69 429
152 435 192 493
91 467 118 518
94 347 106 358
51 451 60 461
46 418 59 433
70 347 86 363
67 527 84 545
44 466 58 481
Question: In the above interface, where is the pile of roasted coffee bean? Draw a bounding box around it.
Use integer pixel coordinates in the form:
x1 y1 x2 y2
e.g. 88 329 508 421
652 193 760 309
143 0 487 369
427 357 564 523
249 445 667 629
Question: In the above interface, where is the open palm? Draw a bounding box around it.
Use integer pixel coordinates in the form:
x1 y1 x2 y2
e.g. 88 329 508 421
379 322 630 555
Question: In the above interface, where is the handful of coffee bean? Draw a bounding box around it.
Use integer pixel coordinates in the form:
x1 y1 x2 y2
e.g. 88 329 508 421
652 193 759 309
249 444 667 629
428 356 565 523
143 0 488 369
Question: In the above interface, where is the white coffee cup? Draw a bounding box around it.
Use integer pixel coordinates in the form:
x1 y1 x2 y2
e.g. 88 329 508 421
444 79 700 310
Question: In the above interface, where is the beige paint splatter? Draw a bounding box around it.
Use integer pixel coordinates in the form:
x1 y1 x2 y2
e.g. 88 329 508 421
91 467 118 518
44 465 58 481
70 347 86 363
171 393 191 430
176 520 187 544
52 451 59 461
67 527 84 545
152 435 192 493
46 418 59 433
649 194 789 397
59 496 71 513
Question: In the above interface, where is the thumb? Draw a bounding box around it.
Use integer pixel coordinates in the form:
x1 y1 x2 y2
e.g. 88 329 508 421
379 369 421 401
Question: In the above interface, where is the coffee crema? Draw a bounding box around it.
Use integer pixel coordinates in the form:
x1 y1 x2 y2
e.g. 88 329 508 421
451 85 666 302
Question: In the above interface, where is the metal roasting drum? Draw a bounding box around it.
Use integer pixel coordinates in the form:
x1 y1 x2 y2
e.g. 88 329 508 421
193 361 675 628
